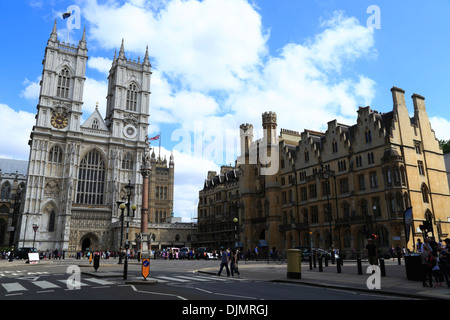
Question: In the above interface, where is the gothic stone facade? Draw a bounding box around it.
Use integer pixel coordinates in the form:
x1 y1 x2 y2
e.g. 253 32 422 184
18 21 151 254
199 87 450 257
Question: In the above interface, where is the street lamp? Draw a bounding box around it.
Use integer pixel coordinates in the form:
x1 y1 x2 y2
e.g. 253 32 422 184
233 217 239 249
121 180 136 280
32 224 39 249
23 212 29 247
320 168 332 249
117 200 125 264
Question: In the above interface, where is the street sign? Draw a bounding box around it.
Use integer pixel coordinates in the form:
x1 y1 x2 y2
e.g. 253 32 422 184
142 258 150 279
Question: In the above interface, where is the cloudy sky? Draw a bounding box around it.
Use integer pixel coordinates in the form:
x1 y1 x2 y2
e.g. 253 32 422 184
1 0 450 222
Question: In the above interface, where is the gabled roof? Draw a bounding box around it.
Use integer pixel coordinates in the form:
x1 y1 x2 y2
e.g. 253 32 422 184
81 107 109 131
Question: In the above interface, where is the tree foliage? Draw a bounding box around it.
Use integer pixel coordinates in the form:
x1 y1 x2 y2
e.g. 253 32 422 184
439 140 450 154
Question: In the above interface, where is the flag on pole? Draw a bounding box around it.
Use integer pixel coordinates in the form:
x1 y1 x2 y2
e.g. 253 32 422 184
149 135 160 141
62 12 71 19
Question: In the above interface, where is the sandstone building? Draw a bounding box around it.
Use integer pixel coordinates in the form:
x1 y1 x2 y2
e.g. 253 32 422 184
198 87 450 257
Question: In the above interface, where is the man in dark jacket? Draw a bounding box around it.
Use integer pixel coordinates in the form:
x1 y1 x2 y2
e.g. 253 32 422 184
217 247 230 277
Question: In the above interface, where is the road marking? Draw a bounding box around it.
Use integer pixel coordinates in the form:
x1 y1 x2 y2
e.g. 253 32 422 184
176 275 210 282
83 278 116 286
33 280 60 290
2 282 27 293
155 276 190 282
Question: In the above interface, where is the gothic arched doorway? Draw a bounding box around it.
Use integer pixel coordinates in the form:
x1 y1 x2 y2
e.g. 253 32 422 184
82 238 90 251
79 233 99 252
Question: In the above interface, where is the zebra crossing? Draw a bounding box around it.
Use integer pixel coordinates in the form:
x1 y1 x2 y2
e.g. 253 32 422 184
149 273 248 285
0 272 248 295
0 277 118 295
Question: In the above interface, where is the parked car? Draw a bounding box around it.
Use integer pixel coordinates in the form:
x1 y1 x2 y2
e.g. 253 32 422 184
196 247 212 260
179 247 190 260
14 247 43 260
295 246 312 261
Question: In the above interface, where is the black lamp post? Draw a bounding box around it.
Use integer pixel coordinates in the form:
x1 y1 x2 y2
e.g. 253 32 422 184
117 200 125 264
122 180 136 280
321 168 332 249
32 224 39 249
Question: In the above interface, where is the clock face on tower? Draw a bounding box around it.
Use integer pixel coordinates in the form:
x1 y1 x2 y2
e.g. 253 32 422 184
51 112 68 129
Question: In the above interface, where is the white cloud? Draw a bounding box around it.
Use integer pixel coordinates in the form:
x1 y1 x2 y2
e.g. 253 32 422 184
430 116 450 141
88 56 113 75
156 146 220 222
20 76 41 100
81 77 108 121
0 104 35 160
83 0 268 92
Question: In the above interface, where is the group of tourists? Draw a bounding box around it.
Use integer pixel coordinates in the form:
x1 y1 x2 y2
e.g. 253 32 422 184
417 237 450 288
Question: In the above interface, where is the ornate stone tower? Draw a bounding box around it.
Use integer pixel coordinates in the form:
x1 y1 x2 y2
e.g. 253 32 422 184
19 22 151 254
105 40 151 143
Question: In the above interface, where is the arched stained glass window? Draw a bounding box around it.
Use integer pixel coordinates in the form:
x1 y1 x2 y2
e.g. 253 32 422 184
76 149 106 205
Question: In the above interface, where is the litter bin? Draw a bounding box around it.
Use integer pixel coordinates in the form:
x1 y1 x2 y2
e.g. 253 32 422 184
404 254 422 281
287 249 301 279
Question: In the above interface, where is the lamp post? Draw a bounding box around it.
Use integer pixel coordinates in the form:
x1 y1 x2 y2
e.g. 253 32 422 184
117 200 125 264
233 217 239 249
122 180 136 280
321 168 332 249
32 224 39 249
23 212 29 247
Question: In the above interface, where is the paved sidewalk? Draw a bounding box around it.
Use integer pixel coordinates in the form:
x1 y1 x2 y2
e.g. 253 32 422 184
198 259 450 300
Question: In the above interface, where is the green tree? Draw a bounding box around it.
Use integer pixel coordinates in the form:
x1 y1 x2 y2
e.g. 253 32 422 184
439 139 450 154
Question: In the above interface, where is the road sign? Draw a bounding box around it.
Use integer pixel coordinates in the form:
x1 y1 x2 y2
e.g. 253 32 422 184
142 258 150 279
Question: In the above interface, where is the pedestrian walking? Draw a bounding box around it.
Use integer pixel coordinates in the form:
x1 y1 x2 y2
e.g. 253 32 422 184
365 238 378 265
421 237 433 287
230 249 240 277
431 253 442 287
217 247 230 277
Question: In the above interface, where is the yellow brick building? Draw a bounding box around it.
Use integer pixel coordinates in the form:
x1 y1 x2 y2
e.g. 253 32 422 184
238 87 450 257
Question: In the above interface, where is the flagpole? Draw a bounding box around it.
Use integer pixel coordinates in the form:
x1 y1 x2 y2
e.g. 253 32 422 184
158 131 161 159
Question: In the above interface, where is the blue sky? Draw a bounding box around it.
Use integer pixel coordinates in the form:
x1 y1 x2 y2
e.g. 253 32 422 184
1 0 450 221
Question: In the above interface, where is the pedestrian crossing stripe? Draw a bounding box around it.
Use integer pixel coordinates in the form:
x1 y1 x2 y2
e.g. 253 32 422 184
1 274 247 293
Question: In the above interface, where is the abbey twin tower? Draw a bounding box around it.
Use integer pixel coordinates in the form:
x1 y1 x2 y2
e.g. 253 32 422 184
18 21 155 253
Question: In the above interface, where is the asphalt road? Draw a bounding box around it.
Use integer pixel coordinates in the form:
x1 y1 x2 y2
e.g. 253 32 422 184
0 258 406 302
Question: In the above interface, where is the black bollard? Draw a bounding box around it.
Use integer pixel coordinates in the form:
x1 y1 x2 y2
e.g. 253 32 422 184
318 257 323 272
357 258 362 275
325 255 328 267
379 258 386 276
397 254 401 265
336 258 341 273
313 254 317 268
93 254 100 271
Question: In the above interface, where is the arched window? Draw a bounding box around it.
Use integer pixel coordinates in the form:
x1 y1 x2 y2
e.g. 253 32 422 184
421 183 429 203
48 210 56 232
48 145 63 163
126 83 138 111
57 68 70 98
1 182 11 199
76 149 106 205
365 130 372 143
121 152 134 170
92 119 99 129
